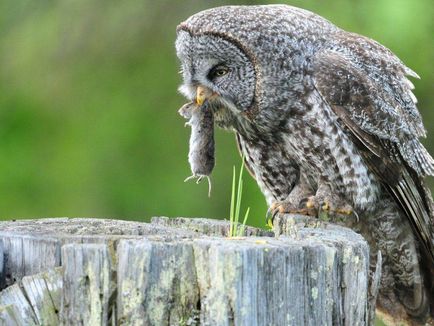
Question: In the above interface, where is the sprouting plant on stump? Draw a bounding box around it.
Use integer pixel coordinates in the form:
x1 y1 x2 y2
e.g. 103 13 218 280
229 157 250 237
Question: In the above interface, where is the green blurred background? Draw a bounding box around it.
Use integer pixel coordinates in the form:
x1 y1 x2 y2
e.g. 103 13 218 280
0 0 432 227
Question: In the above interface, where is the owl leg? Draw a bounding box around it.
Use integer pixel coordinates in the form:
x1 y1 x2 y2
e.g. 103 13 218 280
269 182 354 222
267 181 315 225
300 183 355 222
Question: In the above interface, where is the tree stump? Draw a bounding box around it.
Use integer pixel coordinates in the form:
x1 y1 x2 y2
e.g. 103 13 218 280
0 216 375 325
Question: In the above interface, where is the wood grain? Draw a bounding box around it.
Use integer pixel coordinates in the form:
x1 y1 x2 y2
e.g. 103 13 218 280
0 216 374 325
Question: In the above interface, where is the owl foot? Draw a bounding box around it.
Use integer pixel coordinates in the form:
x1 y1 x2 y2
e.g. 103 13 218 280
266 196 356 227
299 196 356 222
266 200 316 227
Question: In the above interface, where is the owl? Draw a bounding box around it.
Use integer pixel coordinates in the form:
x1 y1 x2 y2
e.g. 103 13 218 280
175 5 434 325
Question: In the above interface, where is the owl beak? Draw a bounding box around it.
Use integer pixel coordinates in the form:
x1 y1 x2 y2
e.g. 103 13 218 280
196 86 213 105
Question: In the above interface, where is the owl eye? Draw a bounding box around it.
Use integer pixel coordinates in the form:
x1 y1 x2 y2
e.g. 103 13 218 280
208 65 229 80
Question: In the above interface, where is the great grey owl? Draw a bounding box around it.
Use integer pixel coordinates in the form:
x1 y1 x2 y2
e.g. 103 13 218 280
175 5 434 324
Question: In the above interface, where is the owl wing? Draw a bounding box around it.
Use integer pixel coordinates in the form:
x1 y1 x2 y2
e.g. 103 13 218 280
235 133 256 180
311 47 434 267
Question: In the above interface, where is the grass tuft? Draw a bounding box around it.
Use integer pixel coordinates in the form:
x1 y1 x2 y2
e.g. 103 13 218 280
229 157 250 237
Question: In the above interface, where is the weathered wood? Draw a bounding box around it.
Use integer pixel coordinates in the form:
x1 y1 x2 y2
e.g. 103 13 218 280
1 235 61 289
21 268 62 325
0 268 62 326
0 216 374 325
0 304 26 326
273 214 383 326
368 250 382 325
0 283 38 325
0 218 197 289
117 239 200 325
0 240 4 290
61 244 114 325
151 216 273 237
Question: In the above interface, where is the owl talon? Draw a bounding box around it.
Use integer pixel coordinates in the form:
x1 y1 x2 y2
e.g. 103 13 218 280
265 206 273 226
266 200 317 227
305 197 316 209
266 217 274 228
299 196 355 222
265 202 283 227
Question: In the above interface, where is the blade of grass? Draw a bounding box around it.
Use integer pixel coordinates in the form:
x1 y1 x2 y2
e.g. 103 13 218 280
235 182 243 228
234 159 245 229
237 207 250 236
229 165 236 237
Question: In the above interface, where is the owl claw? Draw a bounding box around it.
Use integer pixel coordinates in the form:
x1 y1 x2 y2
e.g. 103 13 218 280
265 204 279 227
301 196 356 222
267 196 356 227
266 200 315 227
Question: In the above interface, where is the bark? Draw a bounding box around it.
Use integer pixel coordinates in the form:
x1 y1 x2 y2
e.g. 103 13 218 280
0 216 373 325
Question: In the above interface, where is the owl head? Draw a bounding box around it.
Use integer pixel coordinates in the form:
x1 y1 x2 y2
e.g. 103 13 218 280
176 30 256 115
175 5 337 128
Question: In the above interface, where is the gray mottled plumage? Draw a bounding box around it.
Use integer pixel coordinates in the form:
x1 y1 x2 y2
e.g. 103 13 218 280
175 5 434 324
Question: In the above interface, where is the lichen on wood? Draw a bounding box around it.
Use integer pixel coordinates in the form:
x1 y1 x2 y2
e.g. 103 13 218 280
0 216 374 325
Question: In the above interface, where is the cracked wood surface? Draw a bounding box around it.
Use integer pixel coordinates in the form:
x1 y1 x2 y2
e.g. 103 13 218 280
0 216 372 325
